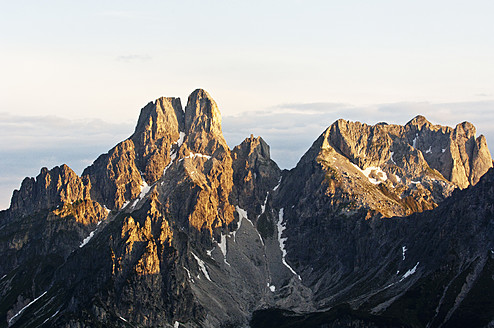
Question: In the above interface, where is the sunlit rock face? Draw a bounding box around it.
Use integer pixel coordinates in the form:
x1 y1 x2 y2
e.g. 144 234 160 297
1 90 494 328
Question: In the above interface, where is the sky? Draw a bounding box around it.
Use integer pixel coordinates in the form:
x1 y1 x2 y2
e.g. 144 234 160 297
1 0 494 209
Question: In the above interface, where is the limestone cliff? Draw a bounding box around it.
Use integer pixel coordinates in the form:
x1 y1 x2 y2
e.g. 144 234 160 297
1 91 494 328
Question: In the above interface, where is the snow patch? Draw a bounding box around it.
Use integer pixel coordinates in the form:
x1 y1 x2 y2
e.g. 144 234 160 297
174 321 181 328
442 148 446 153
260 193 269 217
217 234 230 266
162 160 174 177
129 178 153 210
177 132 186 148
181 152 211 160
9 291 47 324
352 164 387 184
400 262 419 282
273 177 282 191
277 208 302 280
162 131 186 178
390 151 396 164
191 252 212 281
184 267 191 279
79 229 97 248
231 206 264 245
103 205 110 214
402 246 407 260
412 133 418 148
269 284 276 292
425 146 432 154
233 206 248 241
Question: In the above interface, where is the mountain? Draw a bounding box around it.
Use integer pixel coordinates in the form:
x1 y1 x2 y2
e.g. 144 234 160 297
0 89 493 328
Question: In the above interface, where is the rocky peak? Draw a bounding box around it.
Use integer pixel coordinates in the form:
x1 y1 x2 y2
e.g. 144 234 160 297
9 164 91 217
322 116 492 189
406 115 432 130
184 89 228 155
131 97 185 184
232 135 281 214
133 97 185 140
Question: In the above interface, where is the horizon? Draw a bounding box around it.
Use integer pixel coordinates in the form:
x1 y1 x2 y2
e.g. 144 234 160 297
1 96 493 210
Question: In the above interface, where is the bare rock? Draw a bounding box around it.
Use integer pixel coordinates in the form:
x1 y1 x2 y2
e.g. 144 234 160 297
184 89 229 155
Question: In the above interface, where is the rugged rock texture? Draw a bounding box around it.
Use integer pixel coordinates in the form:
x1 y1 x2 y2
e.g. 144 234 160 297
131 97 184 184
183 89 228 156
1 90 493 328
326 116 492 191
9 165 92 217
231 135 281 216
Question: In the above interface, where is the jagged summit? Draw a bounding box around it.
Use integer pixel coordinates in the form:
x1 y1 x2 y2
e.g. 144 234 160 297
319 116 492 189
80 89 229 209
2 91 494 328
406 114 430 127
184 88 228 155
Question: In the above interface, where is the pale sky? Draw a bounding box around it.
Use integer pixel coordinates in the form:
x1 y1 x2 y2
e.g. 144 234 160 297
1 0 494 209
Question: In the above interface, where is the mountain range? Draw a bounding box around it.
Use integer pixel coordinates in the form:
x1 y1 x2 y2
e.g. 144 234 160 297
1 89 493 328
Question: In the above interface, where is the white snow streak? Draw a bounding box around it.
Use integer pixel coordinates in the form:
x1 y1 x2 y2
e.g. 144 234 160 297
9 291 47 324
131 180 151 209
217 234 230 266
163 131 185 178
1 274 6 280
79 230 97 248
410 180 421 185
390 151 396 164
191 252 212 281
119 316 128 322
400 262 420 282
273 177 282 191
244 213 265 246
260 193 269 217
177 132 185 147
277 208 302 280
425 146 432 154
183 266 192 280
41 309 60 325
412 133 418 148
233 206 248 242
402 246 407 260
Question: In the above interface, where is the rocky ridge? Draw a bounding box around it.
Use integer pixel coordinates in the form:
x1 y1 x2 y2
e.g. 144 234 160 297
0 89 493 328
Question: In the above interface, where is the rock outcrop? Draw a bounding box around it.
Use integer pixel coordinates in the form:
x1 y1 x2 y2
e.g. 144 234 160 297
1 90 493 328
